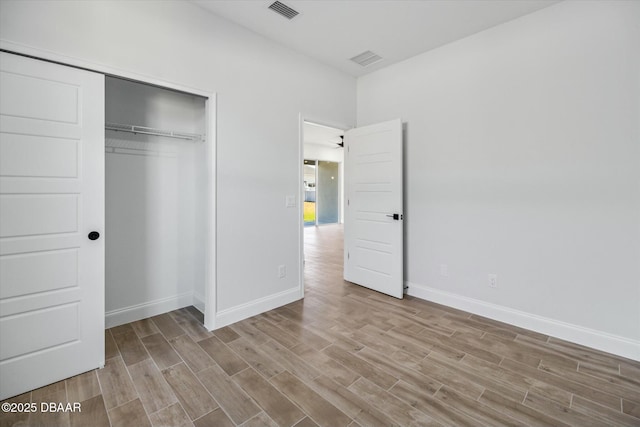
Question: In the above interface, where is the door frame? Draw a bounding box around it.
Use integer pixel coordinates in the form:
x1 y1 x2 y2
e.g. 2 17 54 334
298 114 351 298
1 41 219 330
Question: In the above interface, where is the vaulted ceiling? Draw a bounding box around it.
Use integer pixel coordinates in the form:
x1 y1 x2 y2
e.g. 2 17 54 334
194 0 559 77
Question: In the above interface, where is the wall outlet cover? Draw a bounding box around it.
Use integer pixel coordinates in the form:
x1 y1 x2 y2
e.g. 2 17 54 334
488 274 498 288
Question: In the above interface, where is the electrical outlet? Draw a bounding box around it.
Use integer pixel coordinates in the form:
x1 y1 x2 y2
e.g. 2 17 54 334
488 274 497 288
278 265 286 278
285 195 296 208
440 264 448 277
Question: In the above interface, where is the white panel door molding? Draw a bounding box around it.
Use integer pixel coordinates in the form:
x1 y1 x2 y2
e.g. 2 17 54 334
344 119 403 298
0 52 105 400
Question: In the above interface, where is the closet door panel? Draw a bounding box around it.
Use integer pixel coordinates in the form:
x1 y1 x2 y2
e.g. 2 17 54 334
0 194 79 237
0 133 79 178
0 249 79 299
0 52 105 400
0 69 79 123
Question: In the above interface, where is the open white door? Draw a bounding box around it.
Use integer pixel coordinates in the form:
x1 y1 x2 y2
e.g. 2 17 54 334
0 52 105 400
344 119 403 298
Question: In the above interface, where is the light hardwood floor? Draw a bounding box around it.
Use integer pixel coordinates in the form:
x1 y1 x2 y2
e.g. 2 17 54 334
2 224 639 426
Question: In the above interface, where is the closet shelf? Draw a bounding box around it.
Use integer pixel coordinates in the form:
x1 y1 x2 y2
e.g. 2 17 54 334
105 122 204 141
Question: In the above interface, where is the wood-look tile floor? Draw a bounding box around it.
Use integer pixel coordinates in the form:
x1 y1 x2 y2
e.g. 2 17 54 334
2 224 640 426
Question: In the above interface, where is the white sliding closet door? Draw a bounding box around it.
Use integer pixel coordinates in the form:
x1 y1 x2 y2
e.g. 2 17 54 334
0 52 105 400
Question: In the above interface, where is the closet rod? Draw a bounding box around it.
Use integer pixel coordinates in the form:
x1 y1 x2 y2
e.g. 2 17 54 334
105 122 204 141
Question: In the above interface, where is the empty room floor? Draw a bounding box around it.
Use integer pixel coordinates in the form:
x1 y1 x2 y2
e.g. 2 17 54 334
2 225 639 427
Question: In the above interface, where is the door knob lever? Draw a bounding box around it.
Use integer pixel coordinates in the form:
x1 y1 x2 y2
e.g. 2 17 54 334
386 214 402 220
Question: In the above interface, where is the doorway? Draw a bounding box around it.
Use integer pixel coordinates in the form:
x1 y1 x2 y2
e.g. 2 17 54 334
104 76 210 329
301 121 345 226
300 120 345 294
299 117 405 300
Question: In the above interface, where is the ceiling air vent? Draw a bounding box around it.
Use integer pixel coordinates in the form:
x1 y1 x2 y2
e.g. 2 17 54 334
350 50 383 67
268 1 299 20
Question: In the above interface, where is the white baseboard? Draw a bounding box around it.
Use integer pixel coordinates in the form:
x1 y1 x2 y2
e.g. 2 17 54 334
105 292 194 328
406 281 640 362
192 292 205 314
215 287 301 329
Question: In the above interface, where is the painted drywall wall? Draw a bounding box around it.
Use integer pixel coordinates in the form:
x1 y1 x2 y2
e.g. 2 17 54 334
104 77 207 325
0 0 356 321
358 1 640 357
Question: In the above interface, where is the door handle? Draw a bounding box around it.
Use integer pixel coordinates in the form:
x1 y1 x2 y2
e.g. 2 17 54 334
88 231 100 240
386 214 402 220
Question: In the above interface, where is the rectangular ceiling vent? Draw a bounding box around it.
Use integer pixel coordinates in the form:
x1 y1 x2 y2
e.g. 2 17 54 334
268 1 299 20
350 50 383 67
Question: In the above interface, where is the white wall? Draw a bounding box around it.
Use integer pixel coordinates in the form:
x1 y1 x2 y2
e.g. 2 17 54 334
104 77 207 326
358 1 640 359
0 0 356 324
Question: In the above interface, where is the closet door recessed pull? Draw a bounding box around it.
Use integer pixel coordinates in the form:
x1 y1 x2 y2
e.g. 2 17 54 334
88 231 100 241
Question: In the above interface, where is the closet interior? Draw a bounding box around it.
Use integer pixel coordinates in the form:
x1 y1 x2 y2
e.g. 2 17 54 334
105 76 208 326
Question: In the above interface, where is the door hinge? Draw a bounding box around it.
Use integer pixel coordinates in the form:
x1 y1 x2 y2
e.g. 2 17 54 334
348 199 350 206
348 252 350 259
